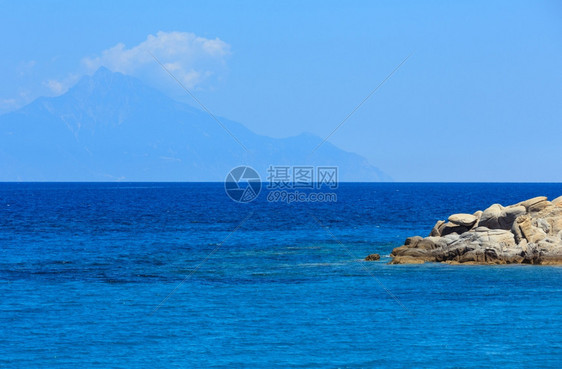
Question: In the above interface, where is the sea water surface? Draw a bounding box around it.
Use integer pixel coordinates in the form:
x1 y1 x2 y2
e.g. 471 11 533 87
1 183 561 368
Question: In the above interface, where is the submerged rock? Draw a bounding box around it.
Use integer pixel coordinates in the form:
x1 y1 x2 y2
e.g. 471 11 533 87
365 253 381 261
384 196 562 265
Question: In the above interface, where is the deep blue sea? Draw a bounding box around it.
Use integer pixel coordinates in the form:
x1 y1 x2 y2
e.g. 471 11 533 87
1 183 561 368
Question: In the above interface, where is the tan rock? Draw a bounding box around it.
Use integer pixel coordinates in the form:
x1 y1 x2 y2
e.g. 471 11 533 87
430 220 445 237
382 195 562 265
389 256 427 264
404 236 423 246
519 238 528 251
390 245 409 257
534 218 551 234
518 196 548 211
448 213 478 227
551 217 562 234
441 222 470 236
518 216 548 243
416 238 439 250
511 220 524 244
529 200 551 213
499 205 526 229
478 204 525 230
478 204 504 229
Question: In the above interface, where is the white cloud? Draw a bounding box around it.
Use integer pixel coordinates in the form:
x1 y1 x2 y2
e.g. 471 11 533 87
0 98 18 110
42 73 80 95
44 79 65 94
6 31 230 113
82 31 231 89
0 89 35 114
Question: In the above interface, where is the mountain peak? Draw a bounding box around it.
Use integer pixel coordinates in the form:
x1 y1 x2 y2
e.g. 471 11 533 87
87 66 126 87
93 66 113 78
68 67 157 103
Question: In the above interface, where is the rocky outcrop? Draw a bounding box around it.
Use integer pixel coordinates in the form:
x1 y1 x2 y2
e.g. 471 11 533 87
387 196 562 265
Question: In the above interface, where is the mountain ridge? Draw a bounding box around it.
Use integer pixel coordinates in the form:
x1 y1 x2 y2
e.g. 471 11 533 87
0 68 391 182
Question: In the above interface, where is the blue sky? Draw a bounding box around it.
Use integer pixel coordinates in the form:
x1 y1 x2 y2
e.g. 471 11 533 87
1 0 561 181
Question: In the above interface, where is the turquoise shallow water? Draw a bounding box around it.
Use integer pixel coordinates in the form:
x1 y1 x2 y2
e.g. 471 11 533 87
1 183 561 368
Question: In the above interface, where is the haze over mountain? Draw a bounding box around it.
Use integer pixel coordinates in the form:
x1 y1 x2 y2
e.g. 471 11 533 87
0 67 390 181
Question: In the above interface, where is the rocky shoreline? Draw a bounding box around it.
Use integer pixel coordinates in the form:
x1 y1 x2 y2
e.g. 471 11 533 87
374 196 562 265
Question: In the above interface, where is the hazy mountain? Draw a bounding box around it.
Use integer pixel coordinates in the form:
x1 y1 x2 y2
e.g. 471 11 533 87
0 67 390 181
